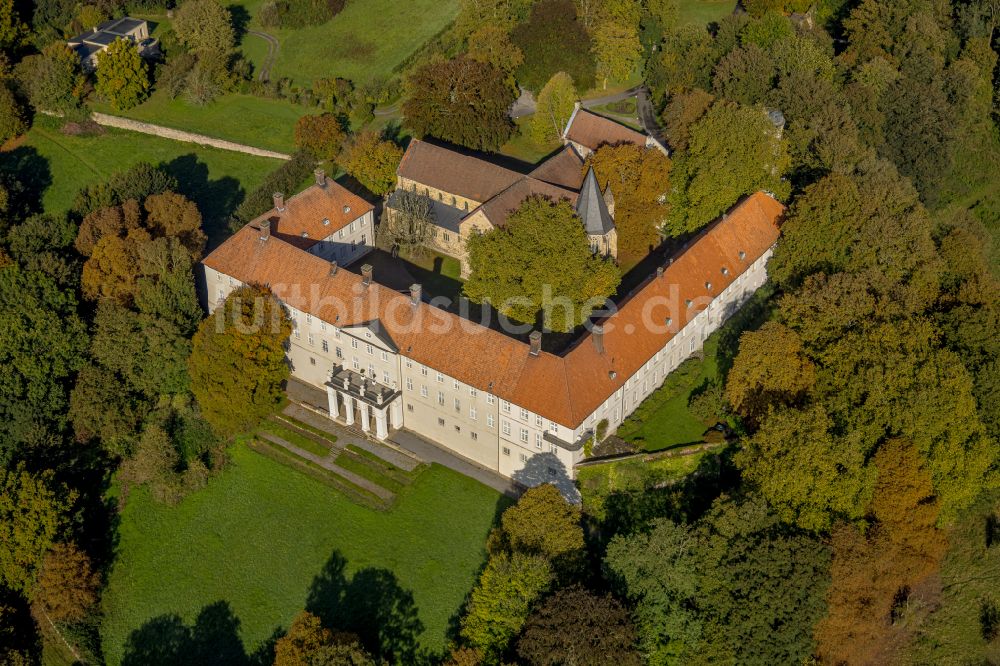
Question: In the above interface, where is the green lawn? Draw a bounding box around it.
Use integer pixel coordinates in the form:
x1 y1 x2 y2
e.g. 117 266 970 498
5 116 279 243
101 443 505 665
577 449 713 519
499 116 562 166
91 92 306 154
616 337 721 451
232 0 459 87
677 0 737 26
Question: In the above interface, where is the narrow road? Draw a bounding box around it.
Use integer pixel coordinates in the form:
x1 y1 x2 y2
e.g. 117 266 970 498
247 30 279 82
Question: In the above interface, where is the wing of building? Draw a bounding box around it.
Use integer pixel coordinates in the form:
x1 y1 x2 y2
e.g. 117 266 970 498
201 171 783 492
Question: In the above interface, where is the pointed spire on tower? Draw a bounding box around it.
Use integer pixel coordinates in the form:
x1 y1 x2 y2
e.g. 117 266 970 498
576 167 615 236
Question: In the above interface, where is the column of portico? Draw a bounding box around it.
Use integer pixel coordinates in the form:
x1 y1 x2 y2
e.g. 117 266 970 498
374 409 388 440
342 394 354 425
390 402 402 429
358 402 371 433
325 386 340 419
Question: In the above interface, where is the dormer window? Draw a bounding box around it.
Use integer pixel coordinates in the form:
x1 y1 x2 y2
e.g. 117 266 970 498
322 218 330 226
705 281 712 290
721 267 729 276
738 250 747 261
685 299 692 308
301 232 308 238
665 317 672 326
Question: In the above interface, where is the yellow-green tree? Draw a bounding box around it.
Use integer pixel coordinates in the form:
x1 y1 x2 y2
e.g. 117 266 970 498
188 284 291 437
0 466 71 592
95 39 150 111
464 196 620 332
339 131 403 196
592 21 642 88
530 71 577 145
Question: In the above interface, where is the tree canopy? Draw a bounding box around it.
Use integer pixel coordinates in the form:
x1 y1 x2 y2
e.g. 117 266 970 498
512 0 596 92
464 196 620 332
95 39 150 111
404 56 517 152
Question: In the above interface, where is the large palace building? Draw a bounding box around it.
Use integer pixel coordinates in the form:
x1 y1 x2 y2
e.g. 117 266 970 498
200 163 783 490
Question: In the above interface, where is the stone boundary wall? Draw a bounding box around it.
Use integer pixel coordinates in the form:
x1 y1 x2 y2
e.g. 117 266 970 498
90 112 292 161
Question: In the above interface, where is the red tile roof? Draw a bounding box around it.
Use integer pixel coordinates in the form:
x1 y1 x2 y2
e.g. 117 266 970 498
203 192 783 427
565 109 648 152
529 146 586 191
474 177 578 227
396 139 522 204
256 177 374 250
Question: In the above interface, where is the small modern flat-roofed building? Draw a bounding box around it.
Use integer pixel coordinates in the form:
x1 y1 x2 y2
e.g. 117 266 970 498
201 186 784 498
67 17 156 70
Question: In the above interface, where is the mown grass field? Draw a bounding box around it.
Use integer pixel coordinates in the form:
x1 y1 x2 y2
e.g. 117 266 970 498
91 93 305 154
4 116 279 241
677 0 737 26
234 0 459 87
100 443 504 665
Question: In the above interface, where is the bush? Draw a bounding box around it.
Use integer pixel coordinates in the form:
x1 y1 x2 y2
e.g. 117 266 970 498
156 52 197 99
688 380 729 425
0 85 28 144
294 113 346 159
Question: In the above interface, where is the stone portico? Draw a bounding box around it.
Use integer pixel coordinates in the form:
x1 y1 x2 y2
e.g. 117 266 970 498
325 366 402 441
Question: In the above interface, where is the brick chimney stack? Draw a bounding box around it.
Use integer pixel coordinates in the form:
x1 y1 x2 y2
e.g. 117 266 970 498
409 283 422 306
361 264 373 287
258 219 270 241
329 260 338 276
314 168 326 188
273 192 284 212
592 324 605 354
528 330 541 356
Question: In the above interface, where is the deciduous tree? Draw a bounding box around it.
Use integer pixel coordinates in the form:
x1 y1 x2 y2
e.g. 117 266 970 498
31 541 100 622
467 25 524 73
95 39 150 111
404 56 517 152
460 552 553 661
665 101 789 234
339 131 403 196
14 43 84 114
530 71 577 145
0 84 27 143
464 196 620 332
172 0 235 53
592 21 642 88
294 113 346 160
585 144 671 259
0 466 70 592
143 191 207 260
188 284 292 437
497 484 585 579
512 0 596 93
516 586 640 666
382 190 433 255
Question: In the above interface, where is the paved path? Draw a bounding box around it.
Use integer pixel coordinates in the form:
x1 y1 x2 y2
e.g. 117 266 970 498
258 431 395 500
90 112 292 160
247 30 279 82
390 429 523 498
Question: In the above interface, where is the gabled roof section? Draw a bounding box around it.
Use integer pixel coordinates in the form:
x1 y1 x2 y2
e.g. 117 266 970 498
564 109 648 152
529 146 586 191
576 168 615 235
341 320 398 352
254 176 373 250
474 177 578 228
396 140 522 204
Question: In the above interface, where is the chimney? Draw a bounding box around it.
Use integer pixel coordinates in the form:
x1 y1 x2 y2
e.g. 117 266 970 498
656 266 664 279
258 219 271 241
329 261 338 276
273 192 284 212
361 263 373 287
528 330 541 356
592 324 605 354
409 283 422 306
314 168 326 188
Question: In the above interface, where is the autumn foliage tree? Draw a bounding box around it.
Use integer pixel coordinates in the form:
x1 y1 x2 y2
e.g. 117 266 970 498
294 113 346 160
188 284 292 437
404 56 517 151
338 131 403 196
273 610 374 666
464 196 620 332
585 144 672 259
31 541 100 622
815 439 948 664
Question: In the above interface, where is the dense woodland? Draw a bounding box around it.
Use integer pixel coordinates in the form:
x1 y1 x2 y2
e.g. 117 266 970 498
1 0 1000 664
